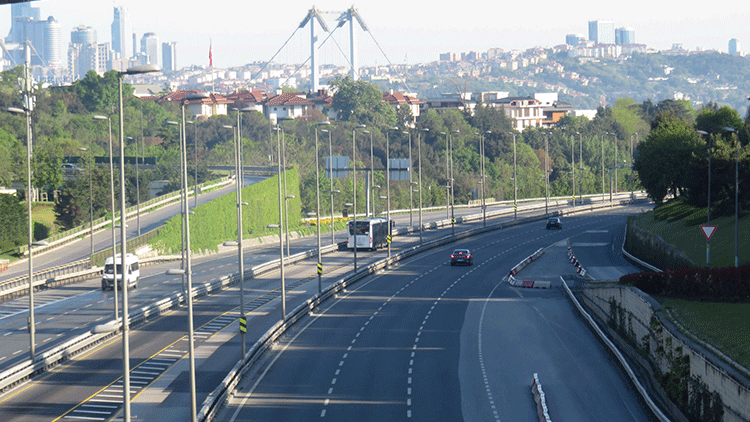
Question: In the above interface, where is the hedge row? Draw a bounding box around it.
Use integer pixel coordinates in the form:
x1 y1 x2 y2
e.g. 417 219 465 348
620 265 750 302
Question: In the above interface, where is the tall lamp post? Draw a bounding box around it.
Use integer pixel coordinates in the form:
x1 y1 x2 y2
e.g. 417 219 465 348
7 101 37 359
601 132 607 203
697 130 711 267
93 114 119 320
385 126 397 258
363 129 373 217
79 147 94 259
571 132 576 208
475 131 489 227
544 134 549 215
126 136 141 236
449 129 459 235
6 44 41 360
353 124 366 272
580 132 584 203
117 63 159 422
440 131 449 219
187 120 199 208
272 124 287 320
223 123 248 357
321 127 336 245
510 131 518 219
315 121 330 292
418 128 428 244
722 126 740 268
404 130 413 227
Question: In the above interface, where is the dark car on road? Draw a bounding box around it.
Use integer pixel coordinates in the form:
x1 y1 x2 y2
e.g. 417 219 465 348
450 249 473 266
546 217 562 229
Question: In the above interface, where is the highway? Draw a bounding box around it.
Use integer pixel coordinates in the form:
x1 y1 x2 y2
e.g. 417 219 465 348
0 195 658 421
212 204 657 422
0 181 565 369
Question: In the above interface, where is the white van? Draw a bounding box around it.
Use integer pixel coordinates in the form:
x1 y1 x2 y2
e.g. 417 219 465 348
102 253 140 291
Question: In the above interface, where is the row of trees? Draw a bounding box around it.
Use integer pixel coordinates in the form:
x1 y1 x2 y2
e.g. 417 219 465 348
2 66 747 252
633 102 749 218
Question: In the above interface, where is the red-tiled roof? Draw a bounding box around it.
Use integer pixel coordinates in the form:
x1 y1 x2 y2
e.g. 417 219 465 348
383 92 424 105
264 92 312 106
225 89 268 104
157 90 232 105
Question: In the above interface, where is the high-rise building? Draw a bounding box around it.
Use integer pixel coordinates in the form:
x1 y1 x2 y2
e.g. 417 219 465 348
616 27 635 45
566 34 584 46
729 38 741 56
588 20 615 45
69 25 101 79
140 32 160 66
162 41 177 72
6 2 41 43
71 25 96 46
42 16 62 68
111 6 133 59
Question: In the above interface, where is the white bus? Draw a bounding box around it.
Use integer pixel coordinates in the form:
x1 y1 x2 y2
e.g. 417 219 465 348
347 217 391 251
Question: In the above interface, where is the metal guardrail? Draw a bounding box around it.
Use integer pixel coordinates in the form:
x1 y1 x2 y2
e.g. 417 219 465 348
0 192 647 399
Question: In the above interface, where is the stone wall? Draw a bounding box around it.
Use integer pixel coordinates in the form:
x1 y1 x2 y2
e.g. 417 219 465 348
578 283 750 422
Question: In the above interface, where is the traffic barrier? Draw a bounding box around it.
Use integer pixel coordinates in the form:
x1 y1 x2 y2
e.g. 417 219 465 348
567 248 587 278
531 373 552 422
508 248 544 277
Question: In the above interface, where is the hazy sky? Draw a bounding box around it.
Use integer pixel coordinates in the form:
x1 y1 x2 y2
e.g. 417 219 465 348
2 0 749 69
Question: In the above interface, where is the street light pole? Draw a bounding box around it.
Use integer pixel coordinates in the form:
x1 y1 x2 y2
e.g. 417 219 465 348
572 132 576 208
386 126 397 258
450 130 458 235
8 106 37 359
273 125 287 320
405 130 413 227
315 121 329 292
117 63 159 422
697 130 711 267
418 128 428 244
223 122 246 358
353 124 366 272
723 126 740 268
545 134 549 215
366 129 374 217
79 147 94 259
511 131 517 219
322 127 336 245
601 132 606 203
187 120 198 208
93 115 118 320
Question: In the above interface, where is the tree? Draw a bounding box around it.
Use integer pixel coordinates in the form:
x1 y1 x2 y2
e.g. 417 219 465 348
0 193 26 250
329 76 395 126
633 116 702 202
68 70 134 113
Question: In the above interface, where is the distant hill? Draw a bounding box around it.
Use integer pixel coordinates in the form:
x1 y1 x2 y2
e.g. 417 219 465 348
386 51 750 115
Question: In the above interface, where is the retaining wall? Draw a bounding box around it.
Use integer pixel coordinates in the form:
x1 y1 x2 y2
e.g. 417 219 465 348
578 284 750 422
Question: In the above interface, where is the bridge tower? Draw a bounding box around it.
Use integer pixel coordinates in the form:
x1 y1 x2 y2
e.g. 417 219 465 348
299 8 329 92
